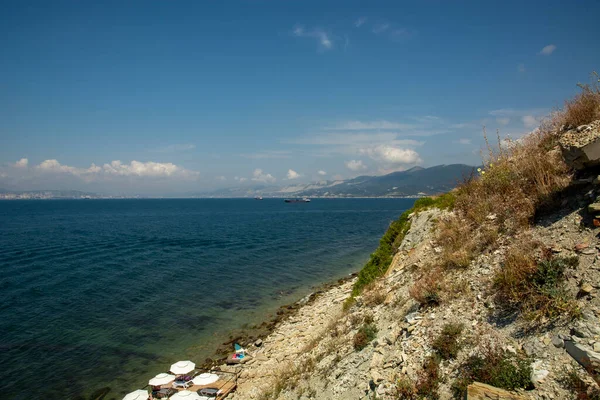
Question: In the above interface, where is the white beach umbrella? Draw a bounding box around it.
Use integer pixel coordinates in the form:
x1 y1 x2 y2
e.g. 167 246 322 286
192 372 219 386
170 390 203 400
123 390 148 400
170 360 196 375
148 372 176 386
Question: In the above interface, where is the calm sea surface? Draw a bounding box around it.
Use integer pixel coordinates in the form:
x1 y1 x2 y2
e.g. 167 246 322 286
0 198 415 399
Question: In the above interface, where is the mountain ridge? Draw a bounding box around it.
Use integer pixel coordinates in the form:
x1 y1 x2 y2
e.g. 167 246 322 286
198 164 477 198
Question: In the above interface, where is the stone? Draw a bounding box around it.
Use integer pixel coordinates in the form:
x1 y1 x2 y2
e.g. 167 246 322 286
405 312 421 325
564 341 600 383
572 326 591 339
543 337 552 346
254 339 263 347
530 360 550 386
578 124 592 132
589 203 600 214
580 283 594 296
523 342 536 357
551 336 564 348
370 353 384 369
371 370 384 383
559 121 600 170
595 343 600 353
575 243 589 252
466 382 528 399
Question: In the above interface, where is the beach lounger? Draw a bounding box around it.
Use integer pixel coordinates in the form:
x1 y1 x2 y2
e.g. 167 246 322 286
172 379 193 389
153 388 177 398
198 387 220 397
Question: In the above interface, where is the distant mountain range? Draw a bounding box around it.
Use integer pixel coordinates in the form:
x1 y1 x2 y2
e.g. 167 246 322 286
0 189 103 199
197 164 477 198
0 164 477 199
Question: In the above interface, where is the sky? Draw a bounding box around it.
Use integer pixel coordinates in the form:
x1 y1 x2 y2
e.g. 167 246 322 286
1 0 599 195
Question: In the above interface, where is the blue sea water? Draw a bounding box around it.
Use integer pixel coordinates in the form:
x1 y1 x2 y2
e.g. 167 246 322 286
0 198 414 399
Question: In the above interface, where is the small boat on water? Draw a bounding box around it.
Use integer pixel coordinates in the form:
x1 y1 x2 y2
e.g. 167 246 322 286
284 197 311 203
254 196 263 200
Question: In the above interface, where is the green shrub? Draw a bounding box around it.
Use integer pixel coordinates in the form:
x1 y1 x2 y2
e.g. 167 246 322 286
409 269 443 307
351 193 456 297
452 348 532 399
353 323 378 351
494 245 580 322
416 355 442 400
432 323 464 359
396 377 417 399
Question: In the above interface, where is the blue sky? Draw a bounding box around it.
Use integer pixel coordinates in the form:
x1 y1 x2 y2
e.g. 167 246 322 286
1 0 599 195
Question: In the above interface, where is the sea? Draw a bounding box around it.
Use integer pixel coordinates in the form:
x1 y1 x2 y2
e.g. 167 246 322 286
0 198 415 399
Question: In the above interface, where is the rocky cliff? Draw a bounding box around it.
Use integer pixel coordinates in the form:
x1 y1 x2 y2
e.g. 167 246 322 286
221 117 600 400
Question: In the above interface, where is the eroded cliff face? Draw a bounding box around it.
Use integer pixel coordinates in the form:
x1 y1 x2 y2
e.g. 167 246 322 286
224 177 600 400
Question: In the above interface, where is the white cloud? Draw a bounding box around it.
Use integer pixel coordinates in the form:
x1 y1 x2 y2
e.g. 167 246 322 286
241 150 291 159
317 170 327 176
328 120 414 130
372 23 390 34
234 176 248 182
456 138 471 145
355 17 367 27
390 29 413 41
522 115 539 128
345 160 367 171
538 44 556 55
518 64 526 73
286 169 301 180
215 176 226 181
359 145 422 165
292 25 333 50
496 117 510 125
155 144 196 153
251 168 276 183
489 108 548 118
33 159 199 181
14 158 28 168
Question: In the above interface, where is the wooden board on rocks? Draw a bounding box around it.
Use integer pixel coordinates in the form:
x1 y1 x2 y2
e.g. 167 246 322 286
466 382 527 400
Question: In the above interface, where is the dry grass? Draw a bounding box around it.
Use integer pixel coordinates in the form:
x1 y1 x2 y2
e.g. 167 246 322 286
493 239 581 322
409 267 444 307
415 355 442 400
435 100 573 271
432 323 464 360
363 283 388 307
562 72 600 127
451 346 533 399
559 365 600 400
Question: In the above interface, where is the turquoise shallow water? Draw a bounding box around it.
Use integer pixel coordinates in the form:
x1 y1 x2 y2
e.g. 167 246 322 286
0 198 414 399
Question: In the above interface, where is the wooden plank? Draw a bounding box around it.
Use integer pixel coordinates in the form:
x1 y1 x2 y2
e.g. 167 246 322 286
466 382 527 400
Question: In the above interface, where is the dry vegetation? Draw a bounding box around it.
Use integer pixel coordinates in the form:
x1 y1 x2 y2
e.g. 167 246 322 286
493 240 580 322
419 76 600 321
562 72 600 127
409 266 444 307
451 346 533 399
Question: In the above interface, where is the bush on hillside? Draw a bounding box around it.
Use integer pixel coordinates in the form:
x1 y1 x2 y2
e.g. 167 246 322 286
352 193 456 297
415 355 442 400
432 323 464 360
494 240 580 322
409 268 443 307
353 323 378 350
562 72 600 127
451 347 533 399
558 366 600 400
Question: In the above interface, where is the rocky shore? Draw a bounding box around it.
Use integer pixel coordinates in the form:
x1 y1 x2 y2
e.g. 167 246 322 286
212 124 600 400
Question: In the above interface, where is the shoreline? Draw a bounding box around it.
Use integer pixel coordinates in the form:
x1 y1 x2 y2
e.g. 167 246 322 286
199 272 359 371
